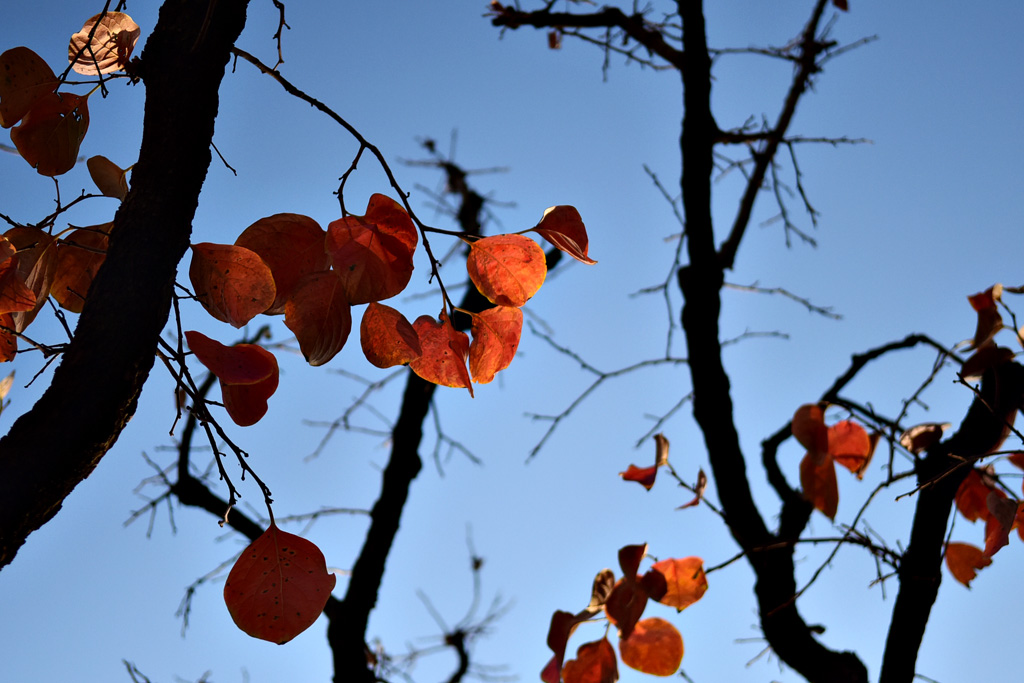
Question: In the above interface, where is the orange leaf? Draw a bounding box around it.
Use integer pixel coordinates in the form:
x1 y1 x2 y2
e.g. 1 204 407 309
326 194 417 305
86 155 129 200
955 469 993 523
792 403 828 460
945 542 991 588
0 313 17 362
466 234 547 307
408 312 473 396
800 451 838 520
234 213 329 314
641 557 707 612
0 47 57 129
3 227 55 331
829 420 874 478
68 12 141 75
983 492 1016 557
604 578 648 640
562 638 618 683
619 464 658 491
533 205 596 265
283 271 351 367
185 330 279 426
469 305 522 383
359 302 421 368
50 223 110 313
223 523 336 644
0 237 36 316
11 91 90 176
189 243 276 328
618 617 683 676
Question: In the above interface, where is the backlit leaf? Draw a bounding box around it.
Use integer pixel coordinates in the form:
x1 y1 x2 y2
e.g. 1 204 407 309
562 638 618 683
618 617 683 676
11 91 89 176
223 523 336 644
829 420 873 477
360 302 421 368
190 243 276 328
800 450 838 520
469 305 522 383
284 271 351 366
6 227 57 332
533 205 596 265
326 194 417 305
945 542 991 588
642 557 707 612
0 314 16 362
899 422 949 454
677 469 707 510
185 330 279 426
792 403 828 460
408 312 472 396
68 12 141 75
0 237 35 316
0 47 57 129
235 214 329 314
955 469 993 523
466 234 546 307
86 155 129 200
50 223 110 312
619 464 658 491
983 492 1016 557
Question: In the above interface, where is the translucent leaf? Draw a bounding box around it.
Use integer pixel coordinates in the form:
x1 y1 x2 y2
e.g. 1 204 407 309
185 330 279 427
466 234 546 307
10 91 89 176
68 12 140 75
326 194 417 305
955 469 992 523
0 47 57 129
189 243 276 328
235 214 329 314
469 305 522 383
800 451 838 520
945 542 991 588
562 638 618 683
618 617 683 676
283 271 351 367
408 312 472 396
828 420 874 478
792 403 828 459
86 155 128 200
2 227 55 331
0 236 36 316
533 205 596 264
223 523 336 644
360 302 421 368
641 557 707 612
50 223 110 313
619 464 658 491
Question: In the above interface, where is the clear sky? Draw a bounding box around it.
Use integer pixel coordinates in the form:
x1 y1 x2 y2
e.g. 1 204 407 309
1 2 1023 683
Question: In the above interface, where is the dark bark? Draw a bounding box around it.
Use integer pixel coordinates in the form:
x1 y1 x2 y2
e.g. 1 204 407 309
879 360 1024 683
0 0 250 570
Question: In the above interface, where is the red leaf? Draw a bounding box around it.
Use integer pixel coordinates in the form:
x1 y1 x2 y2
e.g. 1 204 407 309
466 234 547 307
792 403 828 460
284 271 352 366
223 523 336 644
829 420 874 478
469 305 523 383
618 617 683 676
235 213 329 314
541 610 580 683
359 302 421 368
185 330 279 426
968 285 1003 349
5 227 57 332
562 638 618 683
189 243 276 328
326 194 417 305
11 91 89 176
533 205 596 265
0 313 17 362
408 312 473 396
955 469 993 523
945 542 991 588
68 12 141 75
86 155 129 200
0 47 57 129
983 492 1016 557
800 451 838 520
617 544 647 581
0 237 36 316
832 0 849 11
642 557 707 612
604 578 648 640
619 464 658 491
50 223 110 312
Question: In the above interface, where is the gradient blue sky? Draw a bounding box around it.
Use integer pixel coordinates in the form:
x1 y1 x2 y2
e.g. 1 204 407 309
1 2 1023 683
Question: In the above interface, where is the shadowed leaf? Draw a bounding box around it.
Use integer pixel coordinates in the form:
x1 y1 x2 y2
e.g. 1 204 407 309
68 12 141 75
284 271 351 366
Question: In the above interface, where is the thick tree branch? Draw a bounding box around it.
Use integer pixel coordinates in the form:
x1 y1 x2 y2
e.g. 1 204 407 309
0 0 250 570
879 360 1024 683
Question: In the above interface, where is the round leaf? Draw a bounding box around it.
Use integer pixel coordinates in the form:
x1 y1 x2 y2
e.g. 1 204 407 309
466 234 546 307
235 213 329 314
11 91 90 176
619 617 683 676
0 47 57 129
189 243 276 328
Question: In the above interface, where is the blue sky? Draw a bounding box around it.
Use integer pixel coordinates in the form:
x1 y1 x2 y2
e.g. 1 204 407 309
1 2 1023 682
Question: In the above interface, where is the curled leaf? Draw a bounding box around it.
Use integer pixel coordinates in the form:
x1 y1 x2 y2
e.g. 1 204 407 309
533 205 596 264
185 330 279 426
86 155 129 200
68 12 141 75
284 271 351 366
